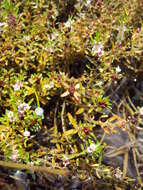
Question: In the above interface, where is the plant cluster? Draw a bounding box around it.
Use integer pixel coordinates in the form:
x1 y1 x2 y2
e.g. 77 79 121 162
0 0 142 185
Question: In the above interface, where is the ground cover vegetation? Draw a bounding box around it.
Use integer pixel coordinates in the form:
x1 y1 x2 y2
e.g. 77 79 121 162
0 0 143 189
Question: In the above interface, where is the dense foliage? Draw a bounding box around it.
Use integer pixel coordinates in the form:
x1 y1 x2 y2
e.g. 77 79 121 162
0 0 143 189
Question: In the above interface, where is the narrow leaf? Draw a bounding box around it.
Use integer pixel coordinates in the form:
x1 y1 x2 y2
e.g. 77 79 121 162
76 108 84 115
67 113 77 129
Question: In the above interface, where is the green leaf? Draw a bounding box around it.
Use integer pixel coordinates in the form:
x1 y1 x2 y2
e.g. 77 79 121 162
63 129 77 138
67 113 77 129
76 108 84 115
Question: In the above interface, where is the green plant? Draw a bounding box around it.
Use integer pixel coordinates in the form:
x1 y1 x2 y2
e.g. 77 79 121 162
0 0 142 187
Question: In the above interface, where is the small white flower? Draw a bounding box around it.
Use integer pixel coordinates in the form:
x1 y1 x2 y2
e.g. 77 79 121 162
140 107 143 116
75 83 80 90
44 81 54 89
45 47 54 53
96 81 103 86
62 155 70 167
116 66 121 73
23 130 30 137
64 19 73 28
13 81 23 91
91 41 103 55
87 143 97 153
86 0 92 6
114 168 122 180
35 107 44 116
7 111 14 119
63 160 70 167
7 111 15 122
18 103 30 114
24 35 30 41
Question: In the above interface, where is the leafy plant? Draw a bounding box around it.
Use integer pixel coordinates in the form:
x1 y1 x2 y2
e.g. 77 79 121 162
0 0 142 187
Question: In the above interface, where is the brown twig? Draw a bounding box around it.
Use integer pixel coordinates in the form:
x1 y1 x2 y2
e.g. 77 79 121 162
61 101 66 132
0 160 70 176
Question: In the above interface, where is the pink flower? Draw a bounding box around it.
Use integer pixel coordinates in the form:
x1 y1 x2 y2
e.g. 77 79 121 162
119 44 122 49
98 50 104 57
11 154 18 161
83 127 89 133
